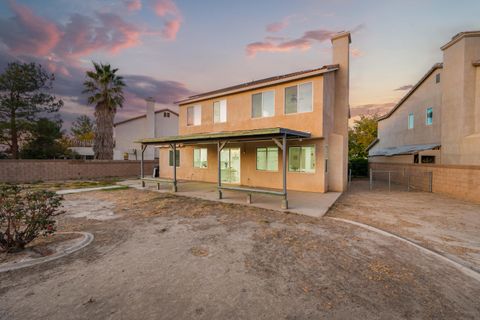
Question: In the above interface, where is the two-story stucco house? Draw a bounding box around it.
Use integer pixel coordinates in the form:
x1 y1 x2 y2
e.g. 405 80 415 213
113 98 178 160
139 31 351 209
368 31 480 166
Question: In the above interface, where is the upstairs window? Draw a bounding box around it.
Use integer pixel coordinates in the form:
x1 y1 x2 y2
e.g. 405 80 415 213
285 82 313 114
169 150 180 167
193 148 208 168
187 105 201 126
213 100 227 123
256 147 278 171
252 91 275 118
288 146 315 173
435 73 441 83
408 112 414 129
163 112 170 118
426 107 433 125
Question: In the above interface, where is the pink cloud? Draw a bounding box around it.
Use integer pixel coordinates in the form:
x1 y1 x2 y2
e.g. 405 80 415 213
151 0 182 40
266 19 289 33
351 48 364 58
0 0 61 55
152 0 179 16
162 19 181 40
124 0 142 11
246 29 336 57
56 12 141 58
98 13 142 53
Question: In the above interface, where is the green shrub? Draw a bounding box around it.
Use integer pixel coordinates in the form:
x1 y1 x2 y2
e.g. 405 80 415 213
349 158 369 177
0 184 65 253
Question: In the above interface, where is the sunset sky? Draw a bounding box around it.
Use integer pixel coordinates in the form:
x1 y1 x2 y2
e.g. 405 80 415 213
0 0 479 128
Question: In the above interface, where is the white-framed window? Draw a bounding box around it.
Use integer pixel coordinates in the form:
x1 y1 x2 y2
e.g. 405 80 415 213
288 146 315 173
213 100 227 123
252 91 275 118
408 112 414 129
256 147 278 171
426 107 433 125
285 82 313 114
193 148 208 168
169 150 180 167
187 105 201 126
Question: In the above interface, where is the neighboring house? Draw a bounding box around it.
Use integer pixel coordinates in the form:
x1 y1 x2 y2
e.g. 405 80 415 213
368 31 480 166
138 31 351 207
113 98 178 160
68 139 94 159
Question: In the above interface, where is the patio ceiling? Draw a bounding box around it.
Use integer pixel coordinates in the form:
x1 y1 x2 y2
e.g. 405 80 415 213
137 127 312 146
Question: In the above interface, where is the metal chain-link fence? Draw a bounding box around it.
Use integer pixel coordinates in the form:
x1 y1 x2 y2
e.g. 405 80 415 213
369 168 432 192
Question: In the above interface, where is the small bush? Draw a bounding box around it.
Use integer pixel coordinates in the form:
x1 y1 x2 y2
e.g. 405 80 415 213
0 184 65 253
349 158 369 177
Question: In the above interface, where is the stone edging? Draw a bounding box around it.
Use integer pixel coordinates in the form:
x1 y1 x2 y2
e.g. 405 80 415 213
328 217 480 282
0 232 94 273
56 185 126 194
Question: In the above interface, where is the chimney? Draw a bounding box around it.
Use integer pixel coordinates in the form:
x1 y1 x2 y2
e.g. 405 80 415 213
327 31 351 192
440 31 480 164
331 31 351 135
145 97 156 138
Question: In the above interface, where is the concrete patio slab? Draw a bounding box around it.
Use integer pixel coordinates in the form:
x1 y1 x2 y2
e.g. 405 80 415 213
120 180 341 217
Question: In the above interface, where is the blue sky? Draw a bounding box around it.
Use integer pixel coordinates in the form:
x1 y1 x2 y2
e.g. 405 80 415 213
0 0 479 128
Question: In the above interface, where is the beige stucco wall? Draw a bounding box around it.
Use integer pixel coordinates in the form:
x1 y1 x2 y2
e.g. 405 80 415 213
441 35 480 165
158 139 327 192
371 70 442 156
369 155 413 164
178 76 325 138
369 149 441 164
170 74 330 193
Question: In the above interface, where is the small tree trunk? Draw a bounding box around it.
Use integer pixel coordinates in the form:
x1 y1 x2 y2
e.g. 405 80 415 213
10 108 18 159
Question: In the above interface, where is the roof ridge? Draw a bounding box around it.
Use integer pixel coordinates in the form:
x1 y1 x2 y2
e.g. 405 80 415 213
176 64 339 105
114 108 178 126
378 63 443 121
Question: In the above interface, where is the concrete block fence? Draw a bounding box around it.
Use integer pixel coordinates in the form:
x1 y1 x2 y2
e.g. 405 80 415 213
369 162 480 204
0 160 156 183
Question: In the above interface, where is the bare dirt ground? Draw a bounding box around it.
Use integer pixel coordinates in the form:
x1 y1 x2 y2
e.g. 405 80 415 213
1 187 479 319
328 179 480 272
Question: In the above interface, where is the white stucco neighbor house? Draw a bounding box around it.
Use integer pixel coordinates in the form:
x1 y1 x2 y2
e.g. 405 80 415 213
113 98 179 160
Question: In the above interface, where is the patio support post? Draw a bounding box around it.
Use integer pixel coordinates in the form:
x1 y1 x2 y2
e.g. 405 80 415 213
141 144 147 188
217 141 222 199
281 134 288 210
172 143 178 192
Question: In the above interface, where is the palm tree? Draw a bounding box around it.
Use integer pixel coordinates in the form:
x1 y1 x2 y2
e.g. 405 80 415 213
83 62 125 160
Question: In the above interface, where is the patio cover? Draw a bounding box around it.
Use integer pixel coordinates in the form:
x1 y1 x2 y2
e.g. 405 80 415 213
369 143 441 157
136 127 312 210
137 127 311 145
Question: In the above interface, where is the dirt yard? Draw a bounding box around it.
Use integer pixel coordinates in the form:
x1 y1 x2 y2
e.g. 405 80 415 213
328 179 480 272
1 187 479 319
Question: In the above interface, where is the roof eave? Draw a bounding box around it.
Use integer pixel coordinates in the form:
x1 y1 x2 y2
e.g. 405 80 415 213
378 63 443 122
136 127 312 145
441 31 480 51
175 66 339 105
366 138 379 151
114 108 179 126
